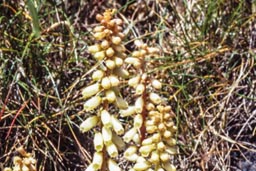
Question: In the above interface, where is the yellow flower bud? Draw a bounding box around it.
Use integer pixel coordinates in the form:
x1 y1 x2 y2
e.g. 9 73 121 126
124 153 139 162
151 79 162 89
3 168 12 171
165 138 176 146
124 146 137 157
157 168 165 171
82 83 101 99
115 96 128 109
132 133 141 144
101 40 110 49
92 152 103 170
163 130 172 139
80 116 99 133
142 137 153 146
84 96 102 111
105 89 116 103
146 125 157 133
88 44 101 54
157 141 166 151
93 25 105 32
111 115 124 135
113 45 125 52
109 75 119 87
133 162 150 171
94 32 106 40
123 127 137 143
101 77 111 89
133 114 143 128
120 106 136 117
160 152 169 162
114 57 123 67
128 75 140 88
150 151 160 163
106 142 118 158
149 93 162 104
132 51 142 57
146 103 155 111
106 47 115 57
134 40 143 48
112 36 122 45
94 132 104 151
102 126 112 145
125 57 141 65
135 84 145 95
152 133 161 142
105 59 116 70
94 51 105 61
135 96 144 113
108 159 122 171
139 144 155 157
92 70 104 81
101 110 112 128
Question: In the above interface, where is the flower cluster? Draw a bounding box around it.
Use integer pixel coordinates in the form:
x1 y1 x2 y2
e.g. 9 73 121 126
80 9 177 171
3 147 36 171
122 41 177 171
79 9 128 171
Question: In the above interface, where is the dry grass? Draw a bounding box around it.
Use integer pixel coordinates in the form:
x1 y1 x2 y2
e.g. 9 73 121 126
0 0 255 171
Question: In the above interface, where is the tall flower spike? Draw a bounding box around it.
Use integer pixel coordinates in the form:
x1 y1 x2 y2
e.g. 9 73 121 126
123 40 177 170
80 9 128 171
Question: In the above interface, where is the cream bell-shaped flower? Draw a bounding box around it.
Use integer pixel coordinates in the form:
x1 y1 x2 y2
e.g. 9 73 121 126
105 89 117 103
101 110 112 128
151 79 162 89
114 57 123 67
94 51 105 61
149 93 162 104
124 146 137 157
109 75 120 87
101 77 111 89
139 144 156 157
84 96 102 111
149 150 160 164
135 84 145 95
94 132 104 151
92 152 103 170
80 116 99 133
106 142 118 158
124 153 139 162
115 96 128 109
128 75 141 88
135 96 144 113
120 106 136 117
111 115 124 135
133 114 143 128
101 40 110 49
133 161 150 171
88 44 101 54
102 126 112 145
82 83 101 99
108 159 122 171
106 47 115 57
94 32 106 40
92 70 104 81
123 127 137 143
112 36 122 45
105 59 116 70
160 152 170 162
